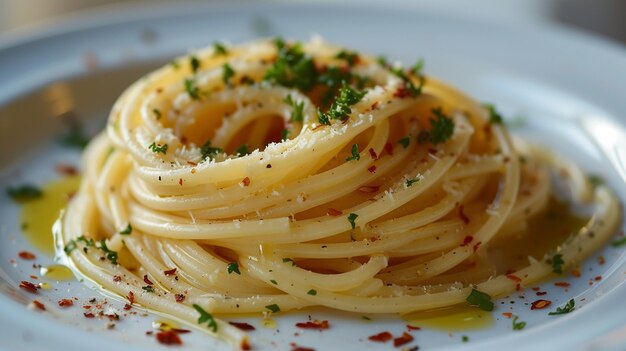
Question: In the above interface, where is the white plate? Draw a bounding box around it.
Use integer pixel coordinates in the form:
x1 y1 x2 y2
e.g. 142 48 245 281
1 2 626 351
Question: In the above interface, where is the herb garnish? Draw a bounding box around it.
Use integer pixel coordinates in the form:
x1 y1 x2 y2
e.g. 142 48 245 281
512 316 526 330
227 262 241 275
184 78 200 100
405 176 421 188
190 55 201 73
152 108 162 120
64 240 77 255
418 108 455 145
347 213 358 230
483 103 503 124
98 239 118 265
466 289 494 311
284 94 304 123
148 142 168 154
548 299 575 315
390 64 423 97
335 50 359 66
462 335 469 343
281 129 290 141
213 42 228 56
270 279 278 285
77 235 95 247
611 237 626 247
551 254 564 274
588 175 604 188
7 185 43 202
397 136 410 149
142 285 155 293
346 144 360 161
318 83 366 123
235 144 250 157
200 140 223 161
317 66 353 106
60 122 90 149
193 304 218 332
119 223 132 235
222 63 235 85
265 304 280 313
282 258 295 266
307 289 317 296
264 38 317 92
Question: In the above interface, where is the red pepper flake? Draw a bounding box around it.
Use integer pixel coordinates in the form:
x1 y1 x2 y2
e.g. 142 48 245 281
290 346 315 351
127 291 135 304
164 268 177 276
124 304 132 311
84 312 95 318
502 312 513 318
143 275 154 285
393 332 414 347
571 269 581 278
175 294 185 303
369 331 393 342
113 275 122 282
156 330 182 345
597 256 605 265
187 161 198 166
19 281 39 294
295 320 329 330
458 205 470 224
506 274 522 291
327 208 343 216
554 282 571 287
32 300 46 311
384 142 394 155
358 185 380 194
242 177 251 186
472 241 482 253
531 287 540 291
406 325 421 331
594 275 602 281
370 101 379 110
56 163 78 176
58 299 74 307
394 87 413 98
367 165 377 173
241 339 251 351
229 321 256 331
178 178 184 186
530 299 552 310
368 148 378 160
460 236 473 247
18 251 37 260
536 291 547 296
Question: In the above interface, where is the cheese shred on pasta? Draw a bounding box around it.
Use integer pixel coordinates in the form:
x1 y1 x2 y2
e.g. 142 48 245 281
56 38 620 349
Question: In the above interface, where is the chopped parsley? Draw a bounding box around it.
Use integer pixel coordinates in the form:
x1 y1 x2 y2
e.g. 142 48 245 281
222 63 235 85
307 289 317 296
551 254 564 274
611 237 626 247
148 142 168 154
170 60 181 69
418 108 455 145
548 299 575 315
270 279 278 285
390 65 423 97
319 83 366 123
60 122 89 149
282 258 295 266
410 58 424 76
7 185 43 202
397 136 410 149
284 94 304 123
405 176 421 187
235 144 250 156
98 239 118 265
347 213 358 230
193 304 218 332
213 42 228 56
190 55 201 73
483 103 503 124
77 235 95 247
462 335 469 343
265 304 280 313
281 129 290 141
335 50 359 66
512 316 526 330
263 38 317 92
346 144 360 161
152 108 162 120
184 78 200 100
466 289 494 311
317 66 353 106
317 109 331 126
64 240 77 255
119 223 132 235
588 175 604 188
227 262 241 275
376 56 389 67
200 140 223 161
142 285 155 293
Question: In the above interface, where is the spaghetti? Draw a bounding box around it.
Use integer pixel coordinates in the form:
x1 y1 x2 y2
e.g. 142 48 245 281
56 38 621 349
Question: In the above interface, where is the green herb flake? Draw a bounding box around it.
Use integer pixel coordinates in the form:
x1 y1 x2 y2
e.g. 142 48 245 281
335 50 359 66
390 66 423 97
184 78 200 100
611 237 626 247
142 285 154 293
270 279 278 285
281 129 291 141
200 140 223 161
227 262 241 275
362 315 372 321
60 122 90 149
265 304 280 313
410 58 424 77
551 253 564 274
190 55 201 73
317 109 330 126
152 108 162 120
397 136 410 149
347 213 358 230
549 299 575 315
466 288 494 311
307 289 317 296
376 56 389 67
462 335 469 343
148 142 168 154
64 240 77 255
7 185 43 202
76 235 95 247
235 144 250 157
222 63 235 85
263 38 317 92
170 60 181 69
588 175 604 188
483 103 503 124
418 108 455 145
405 176 421 188
119 223 132 235
193 304 218 332
346 144 360 161
319 83 367 123
282 258 295 266
284 94 304 123
98 239 118 265
512 316 526 330
213 42 228 56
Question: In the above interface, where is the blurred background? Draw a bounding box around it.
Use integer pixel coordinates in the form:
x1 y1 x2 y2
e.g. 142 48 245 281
0 0 625 45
